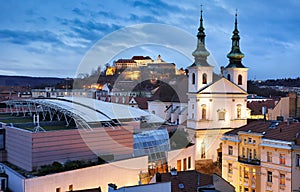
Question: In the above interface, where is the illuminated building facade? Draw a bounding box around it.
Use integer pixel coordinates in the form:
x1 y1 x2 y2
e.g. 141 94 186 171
222 120 300 192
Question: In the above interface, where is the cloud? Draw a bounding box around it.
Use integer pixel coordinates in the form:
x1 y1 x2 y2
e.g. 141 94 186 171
0 29 61 45
72 8 86 16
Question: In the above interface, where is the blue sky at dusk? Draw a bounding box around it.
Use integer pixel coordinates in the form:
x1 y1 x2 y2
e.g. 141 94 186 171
0 0 299 80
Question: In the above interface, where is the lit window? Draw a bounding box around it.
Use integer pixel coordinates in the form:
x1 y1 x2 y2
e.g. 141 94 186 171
244 167 249 178
267 152 272 162
177 160 181 171
279 154 286 165
201 141 206 158
202 73 207 84
237 104 242 119
228 163 233 174
280 174 285 185
201 104 206 120
192 73 195 85
228 146 233 155
238 75 243 85
267 171 272 182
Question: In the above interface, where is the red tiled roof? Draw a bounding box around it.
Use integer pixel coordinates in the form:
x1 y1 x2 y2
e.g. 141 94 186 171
225 120 300 143
160 170 213 192
115 59 136 63
247 100 277 115
131 56 152 60
134 97 148 109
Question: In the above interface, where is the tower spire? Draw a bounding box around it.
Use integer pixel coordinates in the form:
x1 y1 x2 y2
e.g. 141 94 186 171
226 10 245 68
192 4 210 67
197 4 206 44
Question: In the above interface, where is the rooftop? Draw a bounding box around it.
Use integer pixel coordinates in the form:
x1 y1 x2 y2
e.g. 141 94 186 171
160 170 213 192
225 120 300 143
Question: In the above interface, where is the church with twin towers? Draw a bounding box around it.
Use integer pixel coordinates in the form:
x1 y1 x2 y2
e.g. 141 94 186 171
186 7 248 161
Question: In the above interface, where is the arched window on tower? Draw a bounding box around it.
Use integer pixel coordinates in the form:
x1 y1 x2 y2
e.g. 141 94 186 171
237 104 242 119
192 73 195 85
227 74 231 81
202 73 207 84
201 104 206 120
238 75 243 85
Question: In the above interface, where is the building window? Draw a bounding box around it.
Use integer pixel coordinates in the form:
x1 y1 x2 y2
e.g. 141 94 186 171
267 152 272 162
244 188 249 192
238 74 243 85
201 104 206 120
202 73 207 84
192 113 194 119
69 185 73 191
267 171 272 182
228 163 233 174
188 156 191 169
177 160 181 171
247 148 252 159
183 158 187 171
254 149 257 159
280 154 286 165
297 154 300 166
201 141 206 158
237 104 242 119
228 146 233 155
279 174 285 185
244 167 249 178
227 74 231 81
242 147 245 158
192 73 195 85
218 110 225 120
56 188 61 192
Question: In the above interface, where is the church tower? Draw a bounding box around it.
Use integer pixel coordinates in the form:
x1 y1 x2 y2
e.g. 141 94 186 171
188 6 213 93
186 9 248 161
223 11 248 91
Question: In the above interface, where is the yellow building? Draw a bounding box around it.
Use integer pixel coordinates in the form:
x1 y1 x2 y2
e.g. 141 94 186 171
222 120 300 192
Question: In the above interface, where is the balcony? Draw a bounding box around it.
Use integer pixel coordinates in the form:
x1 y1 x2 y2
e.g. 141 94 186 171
238 156 261 165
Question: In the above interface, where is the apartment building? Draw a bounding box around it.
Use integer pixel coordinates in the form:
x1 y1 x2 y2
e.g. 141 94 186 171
222 120 300 192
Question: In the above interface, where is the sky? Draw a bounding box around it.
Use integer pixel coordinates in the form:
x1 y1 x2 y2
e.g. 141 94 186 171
0 0 300 80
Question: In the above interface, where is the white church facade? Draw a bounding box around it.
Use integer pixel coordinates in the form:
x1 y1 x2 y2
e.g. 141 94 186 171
186 9 248 161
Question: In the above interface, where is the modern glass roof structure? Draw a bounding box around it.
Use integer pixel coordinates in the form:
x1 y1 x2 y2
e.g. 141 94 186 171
133 129 170 166
4 97 164 130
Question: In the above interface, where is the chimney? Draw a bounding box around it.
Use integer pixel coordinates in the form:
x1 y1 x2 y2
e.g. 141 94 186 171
170 168 177 176
108 183 117 191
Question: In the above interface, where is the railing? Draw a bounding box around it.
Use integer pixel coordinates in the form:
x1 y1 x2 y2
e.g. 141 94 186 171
238 156 261 165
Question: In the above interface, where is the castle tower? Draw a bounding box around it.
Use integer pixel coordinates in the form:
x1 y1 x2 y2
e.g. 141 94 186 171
223 11 248 91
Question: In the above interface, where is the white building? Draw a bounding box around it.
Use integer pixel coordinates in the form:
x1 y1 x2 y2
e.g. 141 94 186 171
186 11 248 161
